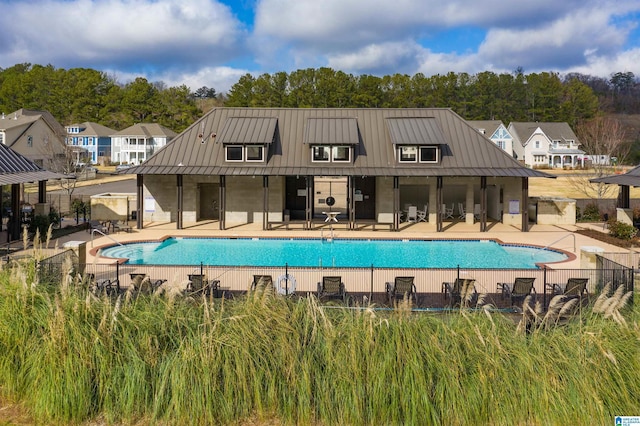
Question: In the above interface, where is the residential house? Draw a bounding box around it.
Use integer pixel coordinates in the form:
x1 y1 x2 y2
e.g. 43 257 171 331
0 109 69 170
508 122 584 168
66 122 116 165
467 120 514 156
123 108 551 233
111 123 177 165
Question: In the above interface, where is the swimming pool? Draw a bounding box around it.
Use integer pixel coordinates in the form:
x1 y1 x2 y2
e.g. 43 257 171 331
99 238 568 269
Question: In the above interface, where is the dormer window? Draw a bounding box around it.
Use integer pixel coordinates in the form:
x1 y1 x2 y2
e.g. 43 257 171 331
398 145 439 163
218 116 277 163
311 145 351 162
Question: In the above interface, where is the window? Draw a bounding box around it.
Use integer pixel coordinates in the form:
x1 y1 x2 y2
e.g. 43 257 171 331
497 141 506 150
399 146 417 162
312 146 330 162
534 141 540 149
399 146 439 163
225 145 243 162
419 146 438 163
27 136 33 147
0 132 5 145
246 145 264 162
332 146 350 162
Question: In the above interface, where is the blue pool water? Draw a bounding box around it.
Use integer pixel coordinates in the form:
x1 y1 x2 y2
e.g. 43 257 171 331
99 238 568 269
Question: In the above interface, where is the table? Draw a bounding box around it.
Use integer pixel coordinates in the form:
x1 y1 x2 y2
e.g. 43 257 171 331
323 211 340 223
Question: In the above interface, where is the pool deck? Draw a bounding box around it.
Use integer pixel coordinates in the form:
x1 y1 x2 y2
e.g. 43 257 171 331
48 219 632 269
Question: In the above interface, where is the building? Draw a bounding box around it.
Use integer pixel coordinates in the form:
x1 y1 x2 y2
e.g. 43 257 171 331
125 108 552 232
0 109 69 170
508 122 584 168
467 120 514 156
111 123 177 165
66 122 116 165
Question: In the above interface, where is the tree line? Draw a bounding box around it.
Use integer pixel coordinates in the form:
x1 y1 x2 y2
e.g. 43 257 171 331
1 63 638 136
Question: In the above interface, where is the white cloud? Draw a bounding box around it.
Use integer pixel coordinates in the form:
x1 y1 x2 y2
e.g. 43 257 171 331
327 41 423 74
157 66 252 93
0 0 245 69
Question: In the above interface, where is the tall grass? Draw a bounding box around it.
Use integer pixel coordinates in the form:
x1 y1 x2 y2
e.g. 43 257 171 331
0 265 638 425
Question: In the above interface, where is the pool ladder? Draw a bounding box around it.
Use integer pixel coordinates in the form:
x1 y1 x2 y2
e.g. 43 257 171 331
541 233 576 253
91 229 124 248
321 227 334 242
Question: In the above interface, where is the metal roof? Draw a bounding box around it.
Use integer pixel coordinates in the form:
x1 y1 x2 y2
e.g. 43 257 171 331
303 118 359 145
0 142 67 184
218 117 278 144
125 108 552 178
387 117 446 145
591 165 640 187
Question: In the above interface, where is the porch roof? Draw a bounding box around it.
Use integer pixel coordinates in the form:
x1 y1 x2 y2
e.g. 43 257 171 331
591 165 640 187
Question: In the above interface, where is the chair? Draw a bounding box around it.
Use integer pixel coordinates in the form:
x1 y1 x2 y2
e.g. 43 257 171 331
251 274 274 291
498 277 536 306
405 206 417 223
473 204 481 221
87 273 120 296
317 276 350 305
557 278 589 299
87 220 108 233
416 204 428 222
187 274 220 297
441 204 454 220
110 219 132 233
458 203 466 219
385 276 418 305
442 278 477 307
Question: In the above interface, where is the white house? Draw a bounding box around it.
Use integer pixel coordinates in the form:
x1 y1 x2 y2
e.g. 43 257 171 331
467 120 514 156
508 122 584 168
111 123 177 165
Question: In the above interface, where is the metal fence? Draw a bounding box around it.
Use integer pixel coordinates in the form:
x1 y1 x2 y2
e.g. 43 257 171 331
30 257 635 310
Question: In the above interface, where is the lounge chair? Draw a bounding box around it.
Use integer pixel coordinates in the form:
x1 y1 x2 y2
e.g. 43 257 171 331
110 219 132 233
498 277 536 306
251 274 274 291
87 220 108 233
442 278 477 307
441 203 454 220
186 273 220 297
86 273 120 296
317 276 351 305
458 202 466 219
405 206 417 223
385 276 418 305
549 278 589 300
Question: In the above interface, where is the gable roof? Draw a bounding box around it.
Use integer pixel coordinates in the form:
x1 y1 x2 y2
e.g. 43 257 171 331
0 142 67 185
0 109 67 148
467 120 505 137
126 108 550 178
70 122 117 137
112 123 177 138
509 122 578 146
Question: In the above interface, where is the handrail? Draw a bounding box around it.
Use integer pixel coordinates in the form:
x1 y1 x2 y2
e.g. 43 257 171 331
91 229 124 248
541 233 576 252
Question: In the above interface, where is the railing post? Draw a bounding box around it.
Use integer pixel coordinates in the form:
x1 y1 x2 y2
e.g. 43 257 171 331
543 267 548 310
370 264 374 303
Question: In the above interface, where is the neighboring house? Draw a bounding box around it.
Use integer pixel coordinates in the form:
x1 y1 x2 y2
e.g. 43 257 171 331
508 122 584 168
467 120 513 156
124 108 551 233
66 122 116 165
111 123 177 165
0 109 69 170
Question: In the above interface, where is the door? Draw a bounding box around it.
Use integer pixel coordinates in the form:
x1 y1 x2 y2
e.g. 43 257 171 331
199 183 219 220
285 176 308 220
354 176 375 220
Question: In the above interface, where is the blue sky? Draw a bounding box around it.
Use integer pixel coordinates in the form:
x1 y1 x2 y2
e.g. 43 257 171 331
0 0 639 93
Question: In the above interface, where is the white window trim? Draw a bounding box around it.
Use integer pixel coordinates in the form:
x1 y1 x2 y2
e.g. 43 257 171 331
311 146 331 163
419 146 439 163
245 145 265 162
398 146 418 163
225 145 244 162
331 146 351 163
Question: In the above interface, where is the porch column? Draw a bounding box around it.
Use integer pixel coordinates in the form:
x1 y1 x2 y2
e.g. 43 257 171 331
393 176 400 231
619 185 630 209
136 174 143 229
436 176 443 232
8 184 21 241
263 176 269 230
348 176 355 230
480 177 487 232
522 177 529 232
465 183 474 224
219 175 226 230
305 175 313 230
38 181 46 204
177 174 183 230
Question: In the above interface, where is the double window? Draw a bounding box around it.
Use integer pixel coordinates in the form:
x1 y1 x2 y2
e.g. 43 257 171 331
312 145 351 163
225 145 265 162
398 146 439 163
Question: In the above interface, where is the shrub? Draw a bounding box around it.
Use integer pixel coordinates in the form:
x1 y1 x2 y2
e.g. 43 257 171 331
579 203 601 222
606 220 638 240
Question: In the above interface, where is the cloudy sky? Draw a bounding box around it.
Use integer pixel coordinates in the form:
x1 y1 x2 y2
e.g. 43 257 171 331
1 0 639 93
